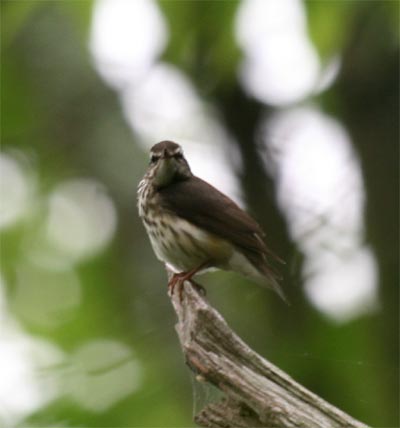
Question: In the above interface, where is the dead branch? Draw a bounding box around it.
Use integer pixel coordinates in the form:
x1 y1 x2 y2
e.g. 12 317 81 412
169 280 370 428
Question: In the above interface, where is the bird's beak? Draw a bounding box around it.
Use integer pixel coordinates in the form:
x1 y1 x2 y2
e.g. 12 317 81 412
162 148 175 159
153 155 177 187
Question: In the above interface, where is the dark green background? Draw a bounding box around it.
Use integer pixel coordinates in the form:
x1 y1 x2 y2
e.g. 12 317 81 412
1 1 398 427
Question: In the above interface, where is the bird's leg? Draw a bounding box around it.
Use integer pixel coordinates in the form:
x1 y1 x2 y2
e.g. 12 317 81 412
168 272 186 297
168 262 209 301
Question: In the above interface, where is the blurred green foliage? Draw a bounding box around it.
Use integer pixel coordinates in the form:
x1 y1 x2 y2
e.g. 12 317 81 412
1 1 398 427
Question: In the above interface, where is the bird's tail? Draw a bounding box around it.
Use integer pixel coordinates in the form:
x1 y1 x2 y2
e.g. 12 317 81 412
254 262 289 304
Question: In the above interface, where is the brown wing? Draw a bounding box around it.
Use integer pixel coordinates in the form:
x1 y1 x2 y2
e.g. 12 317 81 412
158 176 286 301
159 177 263 249
158 176 283 281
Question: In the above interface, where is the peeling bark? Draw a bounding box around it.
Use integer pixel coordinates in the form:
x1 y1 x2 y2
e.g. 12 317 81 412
170 281 369 428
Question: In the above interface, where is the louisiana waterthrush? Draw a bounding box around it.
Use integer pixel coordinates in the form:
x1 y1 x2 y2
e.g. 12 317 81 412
137 141 285 301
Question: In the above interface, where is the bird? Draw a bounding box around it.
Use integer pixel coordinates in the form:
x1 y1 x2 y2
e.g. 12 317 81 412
137 140 285 301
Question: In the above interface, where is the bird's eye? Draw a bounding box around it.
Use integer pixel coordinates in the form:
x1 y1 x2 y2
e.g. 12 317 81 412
150 155 159 164
174 152 183 160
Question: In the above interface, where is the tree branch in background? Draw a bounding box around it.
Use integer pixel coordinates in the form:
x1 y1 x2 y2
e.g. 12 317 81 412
170 281 369 428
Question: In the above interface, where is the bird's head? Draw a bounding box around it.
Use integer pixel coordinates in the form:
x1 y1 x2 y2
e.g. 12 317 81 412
147 141 192 188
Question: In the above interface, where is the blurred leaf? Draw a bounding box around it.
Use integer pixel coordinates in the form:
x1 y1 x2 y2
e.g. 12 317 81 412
1 0 40 48
306 1 399 60
157 0 241 91
305 0 356 58
61 0 94 41
1 56 43 144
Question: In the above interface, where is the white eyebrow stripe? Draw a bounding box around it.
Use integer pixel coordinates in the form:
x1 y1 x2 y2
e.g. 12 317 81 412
171 147 183 155
150 145 182 159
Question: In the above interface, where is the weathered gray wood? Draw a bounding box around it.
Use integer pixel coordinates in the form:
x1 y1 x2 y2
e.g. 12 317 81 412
170 280 370 428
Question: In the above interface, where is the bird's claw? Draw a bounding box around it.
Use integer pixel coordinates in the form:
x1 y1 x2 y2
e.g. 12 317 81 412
168 273 186 302
168 275 206 302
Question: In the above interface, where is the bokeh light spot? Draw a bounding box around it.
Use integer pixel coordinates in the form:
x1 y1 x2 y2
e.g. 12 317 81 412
304 247 378 322
12 262 81 328
66 340 142 412
45 179 117 263
90 0 168 89
0 277 65 425
0 153 32 229
262 106 378 322
236 0 320 105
